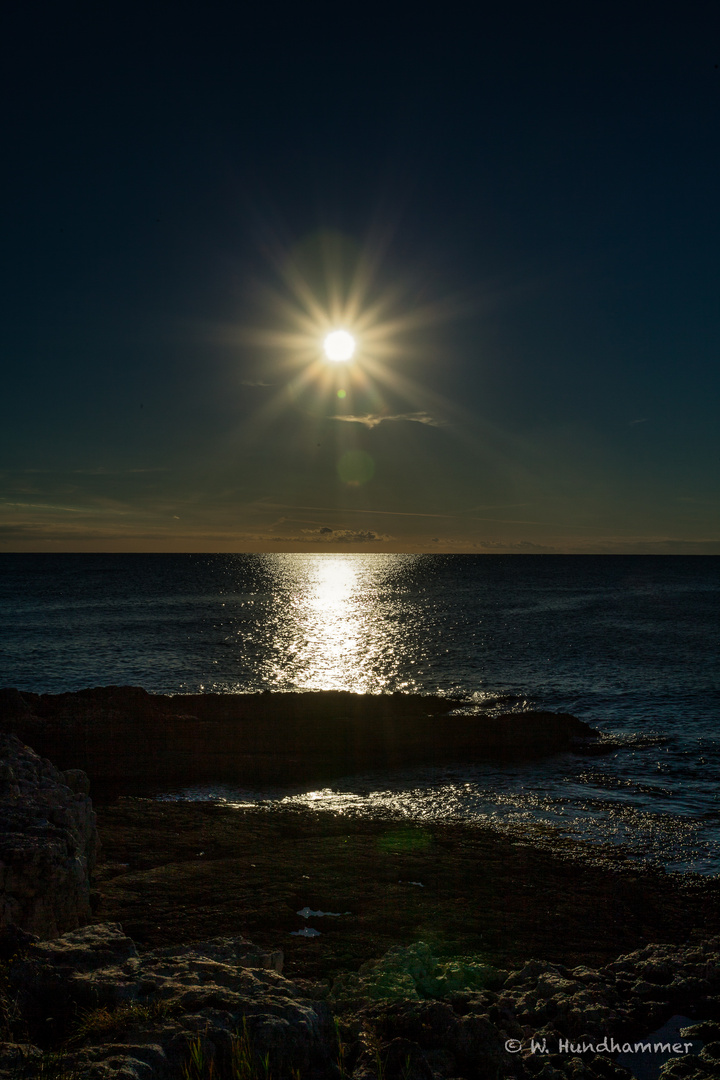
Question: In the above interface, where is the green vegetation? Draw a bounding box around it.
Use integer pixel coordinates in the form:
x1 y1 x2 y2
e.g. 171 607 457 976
328 941 499 1007
182 1020 302 1080
333 1016 348 1080
67 999 178 1045
376 827 432 853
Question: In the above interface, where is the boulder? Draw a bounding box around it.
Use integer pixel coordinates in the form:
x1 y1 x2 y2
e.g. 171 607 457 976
0 734 97 939
7 922 333 1078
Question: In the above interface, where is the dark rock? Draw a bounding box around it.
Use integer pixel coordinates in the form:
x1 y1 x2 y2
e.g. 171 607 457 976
0 734 98 938
0 924 37 963
9 921 330 1065
2 925 720 1078
381 1036 434 1079
0 686 599 790
63 769 91 796
0 1041 44 1077
19 921 138 974
67 1043 169 1079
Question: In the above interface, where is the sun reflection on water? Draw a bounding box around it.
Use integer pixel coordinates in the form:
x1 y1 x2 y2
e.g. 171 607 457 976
258 553 420 694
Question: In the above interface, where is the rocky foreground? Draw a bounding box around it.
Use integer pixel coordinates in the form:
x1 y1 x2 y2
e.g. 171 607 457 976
1 694 720 1077
2 922 720 1079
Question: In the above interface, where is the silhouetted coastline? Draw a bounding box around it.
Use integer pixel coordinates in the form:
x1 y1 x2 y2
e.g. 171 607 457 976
0 685 597 795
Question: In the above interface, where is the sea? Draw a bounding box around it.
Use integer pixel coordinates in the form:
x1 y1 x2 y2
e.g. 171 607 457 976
1 553 719 876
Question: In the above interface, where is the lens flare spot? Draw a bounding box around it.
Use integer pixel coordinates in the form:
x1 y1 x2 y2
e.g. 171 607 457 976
337 450 374 486
337 389 346 399
324 329 356 362
377 828 432 852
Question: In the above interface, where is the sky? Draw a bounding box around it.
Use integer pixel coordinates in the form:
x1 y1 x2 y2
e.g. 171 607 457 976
2 1 719 553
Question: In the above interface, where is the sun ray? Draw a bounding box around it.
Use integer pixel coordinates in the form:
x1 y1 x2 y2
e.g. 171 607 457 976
212 228 491 457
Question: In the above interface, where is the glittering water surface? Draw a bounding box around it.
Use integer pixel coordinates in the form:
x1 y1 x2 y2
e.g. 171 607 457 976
2 553 719 873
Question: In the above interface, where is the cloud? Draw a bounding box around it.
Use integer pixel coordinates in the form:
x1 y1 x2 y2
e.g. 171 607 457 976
300 527 393 543
0 501 86 514
477 540 558 552
628 418 648 425
331 411 443 429
10 467 169 475
592 538 720 554
428 537 558 551
261 501 453 519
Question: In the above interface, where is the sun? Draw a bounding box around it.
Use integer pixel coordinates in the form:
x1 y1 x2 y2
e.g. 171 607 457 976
323 329 356 362
232 229 463 429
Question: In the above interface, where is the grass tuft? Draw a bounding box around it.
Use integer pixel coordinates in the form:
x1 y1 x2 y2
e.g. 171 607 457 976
183 1019 279 1080
67 999 178 1045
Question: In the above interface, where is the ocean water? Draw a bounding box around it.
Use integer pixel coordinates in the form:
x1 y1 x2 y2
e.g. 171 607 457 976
1 553 719 874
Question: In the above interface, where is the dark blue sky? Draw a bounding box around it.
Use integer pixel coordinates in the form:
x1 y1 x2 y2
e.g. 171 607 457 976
2 1 719 551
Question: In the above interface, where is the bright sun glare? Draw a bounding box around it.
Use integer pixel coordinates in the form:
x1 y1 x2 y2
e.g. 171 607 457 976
323 329 356 362
231 229 462 433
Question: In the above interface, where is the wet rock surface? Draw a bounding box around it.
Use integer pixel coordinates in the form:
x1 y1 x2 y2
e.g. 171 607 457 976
0 686 598 789
0 734 97 939
93 800 720 981
1 926 719 1078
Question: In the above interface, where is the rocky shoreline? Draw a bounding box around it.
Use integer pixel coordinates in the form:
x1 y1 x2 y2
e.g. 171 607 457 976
1 689 720 1078
0 686 598 790
93 800 720 982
